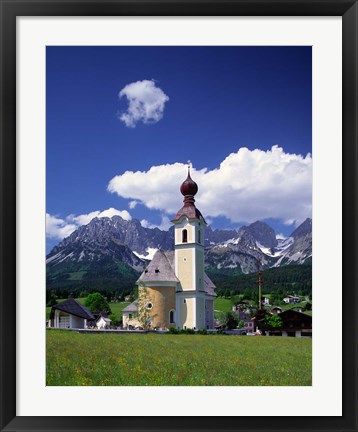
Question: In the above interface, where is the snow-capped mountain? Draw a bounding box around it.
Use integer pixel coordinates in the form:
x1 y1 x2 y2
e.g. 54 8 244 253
273 218 312 266
205 219 312 273
46 216 312 290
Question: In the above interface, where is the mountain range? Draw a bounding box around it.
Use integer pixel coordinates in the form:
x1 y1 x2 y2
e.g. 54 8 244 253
46 216 312 293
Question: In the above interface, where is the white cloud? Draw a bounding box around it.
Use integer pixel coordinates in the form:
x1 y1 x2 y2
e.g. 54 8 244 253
46 213 77 240
128 200 139 209
133 247 158 260
46 208 132 240
140 215 171 231
108 146 312 226
67 207 132 226
118 79 169 127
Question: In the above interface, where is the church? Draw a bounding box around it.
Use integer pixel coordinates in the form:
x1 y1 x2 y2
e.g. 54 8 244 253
122 166 216 330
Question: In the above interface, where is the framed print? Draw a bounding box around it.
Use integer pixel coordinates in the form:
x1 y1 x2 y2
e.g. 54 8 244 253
0 1 357 431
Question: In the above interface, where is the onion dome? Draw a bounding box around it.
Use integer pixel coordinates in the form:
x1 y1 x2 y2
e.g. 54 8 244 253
180 167 198 197
172 164 206 224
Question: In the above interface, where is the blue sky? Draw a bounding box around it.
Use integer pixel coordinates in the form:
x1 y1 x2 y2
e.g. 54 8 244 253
46 46 312 253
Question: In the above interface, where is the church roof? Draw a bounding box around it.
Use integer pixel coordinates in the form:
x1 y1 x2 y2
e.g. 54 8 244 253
172 204 206 223
51 298 95 320
137 249 216 296
204 273 217 297
137 250 179 283
122 300 138 313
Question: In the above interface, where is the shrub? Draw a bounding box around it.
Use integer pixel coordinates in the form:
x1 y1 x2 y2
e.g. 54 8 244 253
198 329 207 335
264 314 283 328
224 312 239 330
168 327 180 334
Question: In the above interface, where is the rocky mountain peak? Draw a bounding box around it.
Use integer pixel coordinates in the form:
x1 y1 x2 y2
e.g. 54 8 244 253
290 218 312 239
244 220 278 249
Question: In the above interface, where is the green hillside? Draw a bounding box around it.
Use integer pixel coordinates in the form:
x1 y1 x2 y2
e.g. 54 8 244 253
207 264 312 296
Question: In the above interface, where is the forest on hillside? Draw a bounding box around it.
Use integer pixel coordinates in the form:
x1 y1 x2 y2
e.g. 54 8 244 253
207 265 312 297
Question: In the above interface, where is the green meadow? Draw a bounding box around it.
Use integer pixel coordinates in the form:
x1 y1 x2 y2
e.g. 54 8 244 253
46 330 312 386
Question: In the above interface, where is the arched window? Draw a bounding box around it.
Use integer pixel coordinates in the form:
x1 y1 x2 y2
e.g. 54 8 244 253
182 229 188 243
169 310 175 324
198 229 201 244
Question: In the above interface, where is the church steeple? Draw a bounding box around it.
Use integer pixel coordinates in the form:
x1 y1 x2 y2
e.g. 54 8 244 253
180 162 198 205
172 162 206 224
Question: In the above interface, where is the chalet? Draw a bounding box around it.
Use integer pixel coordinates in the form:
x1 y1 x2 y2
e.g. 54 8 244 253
49 298 95 329
257 309 312 337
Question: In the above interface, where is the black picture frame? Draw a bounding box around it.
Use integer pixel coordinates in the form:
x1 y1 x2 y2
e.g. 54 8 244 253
0 1 357 431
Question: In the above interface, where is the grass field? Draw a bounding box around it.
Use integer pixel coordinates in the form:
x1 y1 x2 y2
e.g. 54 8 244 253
46 330 312 386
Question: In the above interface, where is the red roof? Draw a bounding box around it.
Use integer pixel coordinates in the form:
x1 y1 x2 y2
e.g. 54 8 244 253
172 204 205 222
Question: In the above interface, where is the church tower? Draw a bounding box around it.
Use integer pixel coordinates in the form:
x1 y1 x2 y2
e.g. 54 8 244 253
172 164 208 329
127 163 216 331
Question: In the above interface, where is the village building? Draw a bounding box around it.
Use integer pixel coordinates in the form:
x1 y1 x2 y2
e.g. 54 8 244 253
232 306 255 334
257 309 312 337
283 295 301 304
96 312 112 329
49 298 95 329
124 166 216 330
122 300 139 328
262 296 270 306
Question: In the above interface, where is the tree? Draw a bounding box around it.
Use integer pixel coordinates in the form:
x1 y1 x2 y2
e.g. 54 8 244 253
84 292 111 314
224 312 239 330
304 302 312 311
109 313 120 327
264 314 283 328
46 290 58 307
270 291 283 306
238 319 245 329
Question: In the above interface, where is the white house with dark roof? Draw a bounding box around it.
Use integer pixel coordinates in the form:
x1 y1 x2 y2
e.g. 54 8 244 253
124 166 216 330
49 298 95 329
96 312 112 329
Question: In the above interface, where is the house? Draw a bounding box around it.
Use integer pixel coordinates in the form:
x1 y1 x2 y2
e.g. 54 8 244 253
283 295 301 304
125 166 216 331
262 296 270 305
122 300 140 329
257 309 312 337
124 295 132 302
271 306 282 314
49 298 95 329
96 312 112 329
232 307 255 334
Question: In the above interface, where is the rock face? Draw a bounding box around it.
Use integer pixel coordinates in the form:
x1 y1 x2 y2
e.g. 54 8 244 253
244 221 278 249
205 219 312 273
46 216 312 289
274 218 312 266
